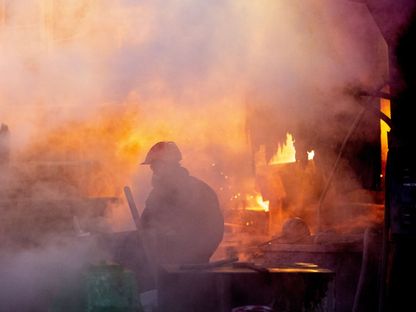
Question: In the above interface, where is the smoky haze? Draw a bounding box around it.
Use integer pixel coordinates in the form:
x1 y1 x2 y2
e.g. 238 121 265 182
0 0 389 310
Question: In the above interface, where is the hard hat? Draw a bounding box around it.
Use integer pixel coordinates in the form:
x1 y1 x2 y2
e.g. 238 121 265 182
141 141 182 165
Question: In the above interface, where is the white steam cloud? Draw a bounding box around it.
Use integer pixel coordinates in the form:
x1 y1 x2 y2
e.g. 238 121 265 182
0 0 389 309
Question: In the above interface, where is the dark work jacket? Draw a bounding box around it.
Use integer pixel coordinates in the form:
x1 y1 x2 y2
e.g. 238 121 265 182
141 166 224 265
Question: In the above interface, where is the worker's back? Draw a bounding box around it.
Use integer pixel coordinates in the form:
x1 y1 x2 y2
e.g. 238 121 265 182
141 165 224 264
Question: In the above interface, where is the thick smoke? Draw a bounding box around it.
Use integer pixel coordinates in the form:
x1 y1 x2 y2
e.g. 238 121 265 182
0 0 391 309
1 0 387 154
0 237 109 311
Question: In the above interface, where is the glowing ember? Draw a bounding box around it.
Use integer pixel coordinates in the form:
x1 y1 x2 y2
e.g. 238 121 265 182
380 92 391 179
246 193 269 212
255 194 270 212
307 150 315 160
269 133 296 165
229 192 270 212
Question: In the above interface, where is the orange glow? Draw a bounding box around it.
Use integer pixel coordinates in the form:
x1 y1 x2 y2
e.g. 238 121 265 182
20 105 146 198
246 193 270 212
307 150 315 160
0 1 387 237
269 133 296 165
230 192 270 212
380 91 391 180
15 97 250 230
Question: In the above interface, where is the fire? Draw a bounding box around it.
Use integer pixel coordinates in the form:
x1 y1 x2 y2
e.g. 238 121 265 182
245 193 270 212
307 150 315 160
269 133 296 165
255 194 270 212
380 91 391 180
230 192 269 212
255 133 315 167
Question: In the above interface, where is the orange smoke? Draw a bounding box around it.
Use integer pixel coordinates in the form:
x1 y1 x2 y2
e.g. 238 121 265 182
18 94 250 199
20 104 147 198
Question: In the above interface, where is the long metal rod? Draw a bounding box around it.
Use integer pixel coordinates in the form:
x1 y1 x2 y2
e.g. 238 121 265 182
124 185 142 231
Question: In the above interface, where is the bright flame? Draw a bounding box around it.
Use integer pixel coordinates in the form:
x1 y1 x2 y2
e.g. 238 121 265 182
245 193 269 212
230 192 270 212
255 194 270 212
269 133 296 165
380 89 391 180
307 150 315 160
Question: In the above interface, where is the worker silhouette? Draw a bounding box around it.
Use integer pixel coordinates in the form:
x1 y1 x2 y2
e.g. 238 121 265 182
140 141 224 265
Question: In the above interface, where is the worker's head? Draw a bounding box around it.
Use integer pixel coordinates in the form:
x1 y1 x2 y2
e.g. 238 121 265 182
141 141 182 174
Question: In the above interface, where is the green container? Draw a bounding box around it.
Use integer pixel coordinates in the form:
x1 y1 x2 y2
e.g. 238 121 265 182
85 262 143 312
49 261 143 312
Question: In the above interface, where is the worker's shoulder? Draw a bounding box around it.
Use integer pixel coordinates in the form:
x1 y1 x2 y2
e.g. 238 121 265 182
188 175 218 196
188 175 213 189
